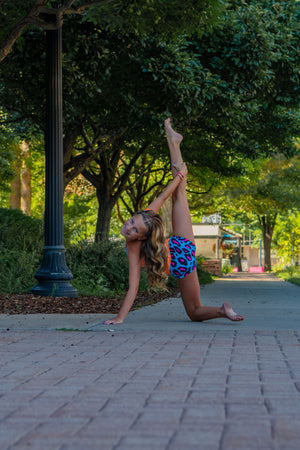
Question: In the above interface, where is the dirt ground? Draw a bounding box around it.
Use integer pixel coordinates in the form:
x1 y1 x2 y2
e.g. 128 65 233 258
0 288 178 315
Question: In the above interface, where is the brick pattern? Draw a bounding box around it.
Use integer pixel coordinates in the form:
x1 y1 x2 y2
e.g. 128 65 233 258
201 259 222 276
0 329 299 449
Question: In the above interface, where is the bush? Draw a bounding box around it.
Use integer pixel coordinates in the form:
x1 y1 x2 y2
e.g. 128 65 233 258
66 240 150 296
276 265 300 287
0 209 44 294
0 208 43 252
222 264 233 275
0 223 215 295
0 248 42 294
196 257 215 285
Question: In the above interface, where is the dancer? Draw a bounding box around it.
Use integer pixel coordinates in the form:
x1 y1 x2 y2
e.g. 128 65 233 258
104 119 244 325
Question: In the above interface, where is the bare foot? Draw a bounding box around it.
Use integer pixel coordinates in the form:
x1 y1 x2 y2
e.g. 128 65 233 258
221 302 244 321
164 118 183 145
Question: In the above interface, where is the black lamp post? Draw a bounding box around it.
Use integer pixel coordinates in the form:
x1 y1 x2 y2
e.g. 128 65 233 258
31 25 77 297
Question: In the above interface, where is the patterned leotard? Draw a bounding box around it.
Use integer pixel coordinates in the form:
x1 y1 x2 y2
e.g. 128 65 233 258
166 236 197 279
140 210 197 279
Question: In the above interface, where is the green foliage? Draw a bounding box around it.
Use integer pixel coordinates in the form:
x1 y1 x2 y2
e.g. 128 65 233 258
0 207 43 252
0 0 225 66
26 137 46 218
200 154 300 271
0 119 17 191
0 230 215 295
222 262 233 276
0 1 35 42
196 257 215 284
0 135 46 214
273 212 300 267
63 180 98 244
0 144 14 191
0 208 44 293
184 0 300 165
66 240 133 296
226 155 300 218
3 0 299 182
276 266 300 287
1 0 299 248
85 0 225 37
0 248 42 294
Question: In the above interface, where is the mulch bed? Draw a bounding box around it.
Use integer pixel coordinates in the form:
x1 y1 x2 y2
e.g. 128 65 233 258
0 288 178 315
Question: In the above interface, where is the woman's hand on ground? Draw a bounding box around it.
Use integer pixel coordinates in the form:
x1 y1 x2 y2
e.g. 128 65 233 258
103 318 124 325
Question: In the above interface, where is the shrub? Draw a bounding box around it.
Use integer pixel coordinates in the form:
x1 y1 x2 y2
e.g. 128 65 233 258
66 240 150 296
0 208 43 252
0 224 214 296
222 263 233 275
276 265 300 287
0 248 42 294
196 257 215 285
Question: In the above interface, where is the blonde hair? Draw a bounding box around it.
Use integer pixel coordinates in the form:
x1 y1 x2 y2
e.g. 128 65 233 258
135 210 168 287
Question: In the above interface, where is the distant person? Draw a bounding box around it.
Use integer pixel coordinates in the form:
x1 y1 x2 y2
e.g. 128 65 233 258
104 119 244 325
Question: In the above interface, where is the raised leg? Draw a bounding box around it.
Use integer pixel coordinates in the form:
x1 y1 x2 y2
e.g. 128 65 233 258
164 118 183 177
164 118 194 243
164 119 244 322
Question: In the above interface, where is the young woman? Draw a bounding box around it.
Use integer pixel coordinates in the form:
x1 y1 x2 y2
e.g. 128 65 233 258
104 119 244 325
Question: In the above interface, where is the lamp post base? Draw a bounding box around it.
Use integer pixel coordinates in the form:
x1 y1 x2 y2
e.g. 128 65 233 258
31 281 77 297
31 246 78 297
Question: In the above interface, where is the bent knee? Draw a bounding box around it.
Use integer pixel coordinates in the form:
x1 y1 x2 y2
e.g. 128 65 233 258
185 305 203 322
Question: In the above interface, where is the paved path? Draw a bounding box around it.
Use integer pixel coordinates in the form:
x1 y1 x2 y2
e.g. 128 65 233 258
0 273 299 449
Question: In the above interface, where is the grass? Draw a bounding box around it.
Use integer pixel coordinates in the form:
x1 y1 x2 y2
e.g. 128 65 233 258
56 328 87 332
275 266 300 287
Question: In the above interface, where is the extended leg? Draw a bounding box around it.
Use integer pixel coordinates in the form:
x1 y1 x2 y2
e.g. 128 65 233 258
164 118 194 243
164 119 244 322
164 118 184 178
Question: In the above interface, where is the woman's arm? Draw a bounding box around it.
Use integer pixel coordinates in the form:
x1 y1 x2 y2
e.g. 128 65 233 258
147 164 187 213
104 240 142 325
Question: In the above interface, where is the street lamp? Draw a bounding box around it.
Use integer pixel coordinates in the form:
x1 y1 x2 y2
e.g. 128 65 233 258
31 13 77 297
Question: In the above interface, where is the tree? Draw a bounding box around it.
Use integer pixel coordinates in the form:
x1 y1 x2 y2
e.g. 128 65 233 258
9 146 21 209
83 139 171 241
118 154 170 216
82 136 150 241
0 0 115 63
183 0 300 163
0 25 225 239
3 1 299 176
0 119 17 192
0 0 225 63
1 0 300 241
0 0 227 178
273 213 300 267
225 155 300 271
8 140 32 215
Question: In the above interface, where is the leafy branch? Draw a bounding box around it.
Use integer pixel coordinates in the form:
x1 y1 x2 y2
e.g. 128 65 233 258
0 0 114 63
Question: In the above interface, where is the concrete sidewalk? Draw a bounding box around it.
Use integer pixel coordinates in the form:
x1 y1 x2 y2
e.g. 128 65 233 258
0 273 299 449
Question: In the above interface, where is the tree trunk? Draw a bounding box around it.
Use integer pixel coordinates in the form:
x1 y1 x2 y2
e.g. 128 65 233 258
20 140 31 216
82 143 147 242
9 145 21 209
261 215 277 271
95 189 115 242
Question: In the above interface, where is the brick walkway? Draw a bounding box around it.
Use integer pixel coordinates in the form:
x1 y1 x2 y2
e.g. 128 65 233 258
0 274 299 449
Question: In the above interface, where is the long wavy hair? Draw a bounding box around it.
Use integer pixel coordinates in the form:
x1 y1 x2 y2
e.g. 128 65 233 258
135 210 168 287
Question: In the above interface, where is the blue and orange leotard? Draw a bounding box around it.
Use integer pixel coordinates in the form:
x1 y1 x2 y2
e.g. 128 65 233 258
140 209 197 279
